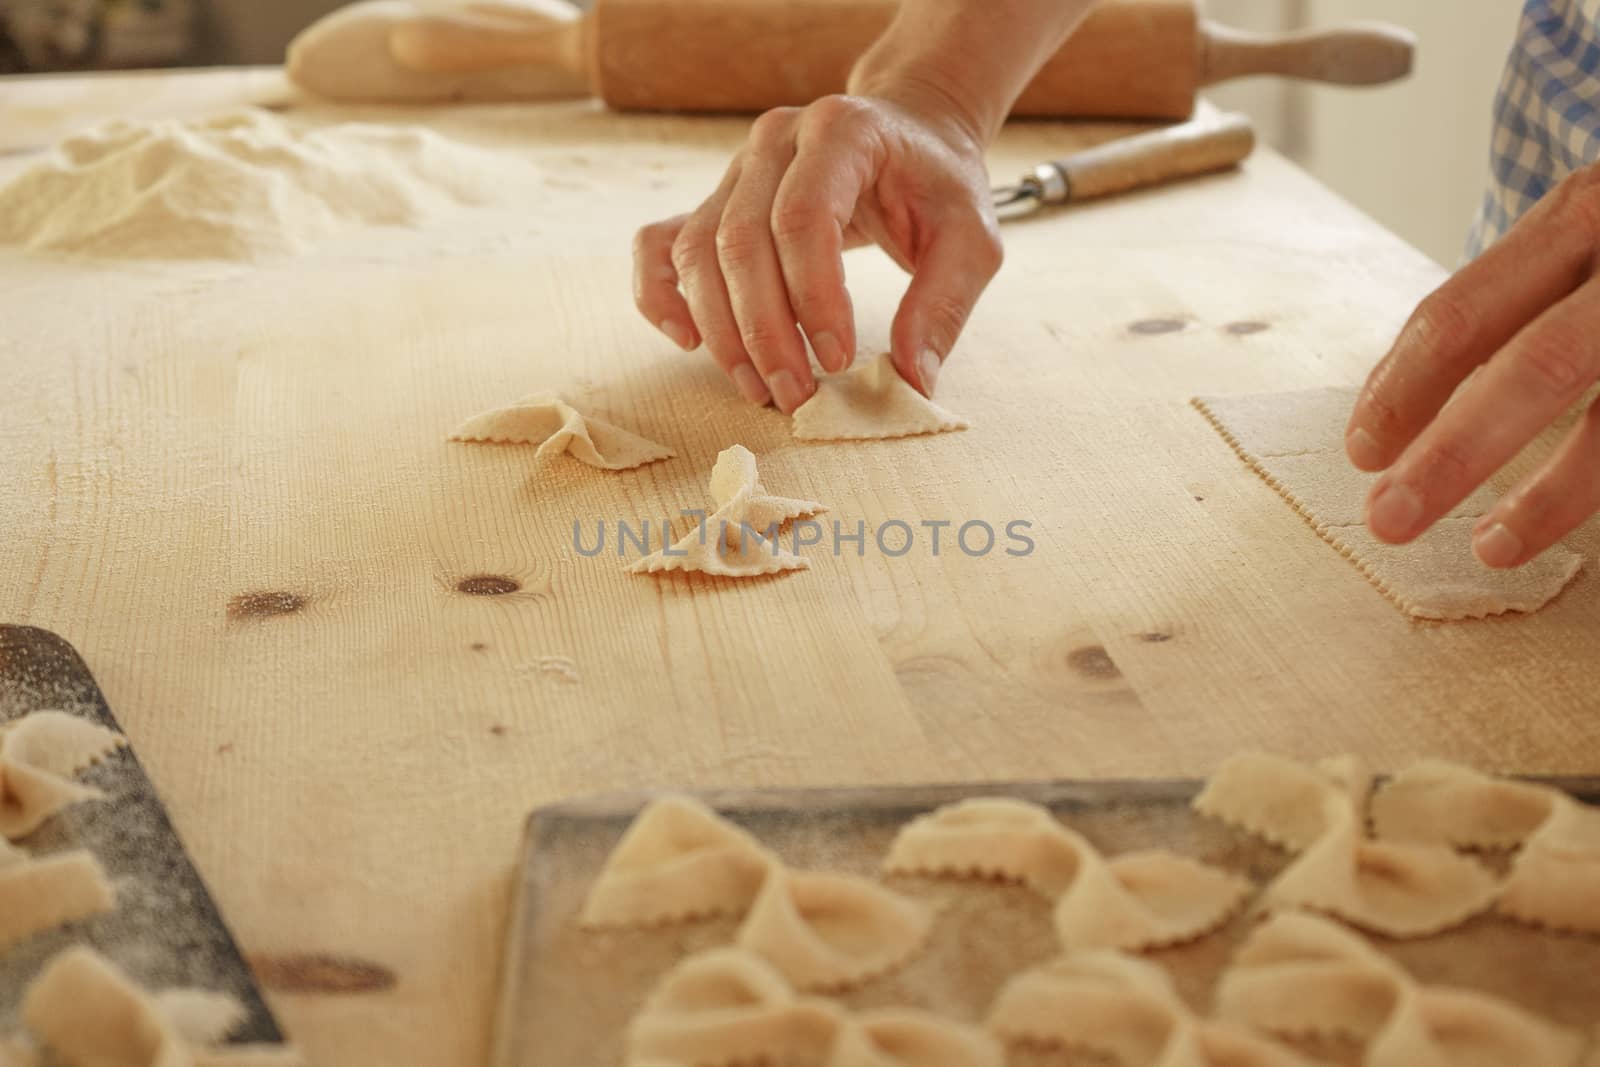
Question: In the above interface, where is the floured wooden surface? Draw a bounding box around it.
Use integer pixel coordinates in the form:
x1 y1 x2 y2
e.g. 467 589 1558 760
5 71 1600 1067
1193 388 1584 620
494 782 1600 1067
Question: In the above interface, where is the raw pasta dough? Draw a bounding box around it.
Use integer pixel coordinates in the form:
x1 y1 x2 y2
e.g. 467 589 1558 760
1194 753 1499 937
736 868 933 990
449 392 673 470
883 798 1250 951
1215 912 1584 1067
625 948 843 1067
1369 761 1600 933
1192 388 1584 620
0 711 125 839
830 1011 1002 1067
792 354 969 441
625 948 1000 1067
987 951 1312 1067
580 795 775 928
0 849 115 952
582 795 932 989
21 946 298 1067
630 445 824 578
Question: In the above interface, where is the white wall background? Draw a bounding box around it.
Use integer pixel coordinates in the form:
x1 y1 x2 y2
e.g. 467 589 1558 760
1208 0 1524 268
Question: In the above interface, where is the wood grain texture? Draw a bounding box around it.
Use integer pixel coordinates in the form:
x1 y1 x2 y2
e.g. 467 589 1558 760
1 72 1598 1066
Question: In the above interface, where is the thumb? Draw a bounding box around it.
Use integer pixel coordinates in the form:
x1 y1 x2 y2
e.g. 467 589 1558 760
889 212 1004 397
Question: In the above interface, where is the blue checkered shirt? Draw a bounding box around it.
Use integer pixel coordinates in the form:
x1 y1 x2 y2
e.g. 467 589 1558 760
1468 0 1600 259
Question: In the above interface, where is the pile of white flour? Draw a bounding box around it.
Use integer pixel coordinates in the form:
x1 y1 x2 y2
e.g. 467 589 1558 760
0 109 522 261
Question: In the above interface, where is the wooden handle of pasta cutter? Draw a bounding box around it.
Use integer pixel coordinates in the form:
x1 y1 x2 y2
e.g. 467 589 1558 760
1052 111 1256 204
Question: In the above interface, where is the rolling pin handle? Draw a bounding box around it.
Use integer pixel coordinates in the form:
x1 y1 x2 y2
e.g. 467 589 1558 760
1199 20 1417 88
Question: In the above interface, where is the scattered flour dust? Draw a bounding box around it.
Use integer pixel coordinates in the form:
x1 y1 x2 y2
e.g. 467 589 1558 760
0 108 528 261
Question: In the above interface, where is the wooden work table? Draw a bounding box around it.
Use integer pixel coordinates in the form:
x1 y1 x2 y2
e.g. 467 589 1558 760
2 67 1598 1065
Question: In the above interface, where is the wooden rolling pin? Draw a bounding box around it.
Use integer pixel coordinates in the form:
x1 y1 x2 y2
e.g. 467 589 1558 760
290 0 1416 119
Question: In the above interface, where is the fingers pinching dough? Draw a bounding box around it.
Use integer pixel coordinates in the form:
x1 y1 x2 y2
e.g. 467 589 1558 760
1216 912 1584 1067
883 797 1251 951
792 353 969 441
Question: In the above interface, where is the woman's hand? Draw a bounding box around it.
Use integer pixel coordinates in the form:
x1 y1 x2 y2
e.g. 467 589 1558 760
1346 164 1600 567
632 93 1002 413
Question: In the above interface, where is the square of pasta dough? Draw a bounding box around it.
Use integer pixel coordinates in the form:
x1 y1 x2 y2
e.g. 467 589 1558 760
1254 452 1499 530
1332 518 1584 621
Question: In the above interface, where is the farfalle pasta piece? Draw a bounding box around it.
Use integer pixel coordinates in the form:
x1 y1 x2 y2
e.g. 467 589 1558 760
792 353 969 441
0 711 124 840
448 391 673 470
883 797 1250 951
1364 760 1600 933
580 795 775 928
882 798 1085 896
22 946 294 1067
1497 790 1600 933
829 1011 1003 1067
1216 912 1584 1067
736 868 933 990
1265 794 1500 937
987 951 1311 1067
1192 753 1367 851
1056 849 1253 951
706 443 825 535
630 445 824 578
1196 754 1498 937
1370 760 1558 849
625 947 844 1066
0 849 115 952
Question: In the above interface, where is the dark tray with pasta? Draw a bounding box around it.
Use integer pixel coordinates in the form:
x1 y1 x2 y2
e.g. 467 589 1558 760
489 776 1600 1067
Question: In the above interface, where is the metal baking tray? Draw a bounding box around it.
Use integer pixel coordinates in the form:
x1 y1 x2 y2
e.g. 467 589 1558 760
491 778 1600 1067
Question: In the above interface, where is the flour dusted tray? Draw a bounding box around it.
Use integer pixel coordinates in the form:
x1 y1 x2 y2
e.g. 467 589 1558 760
489 778 1600 1066
0 625 284 1044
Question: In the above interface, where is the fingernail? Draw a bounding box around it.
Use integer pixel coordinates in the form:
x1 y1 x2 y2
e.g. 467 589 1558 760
1346 427 1383 471
659 318 696 351
917 348 942 395
767 369 811 414
812 331 848 373
1473 522 1523 569
1367 481 1424 541
732 364 770 405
